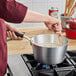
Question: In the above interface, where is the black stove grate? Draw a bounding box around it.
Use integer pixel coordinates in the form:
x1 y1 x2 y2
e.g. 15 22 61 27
21 51 76 76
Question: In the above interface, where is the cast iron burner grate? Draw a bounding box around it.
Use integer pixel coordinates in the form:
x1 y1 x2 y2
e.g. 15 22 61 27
21 51 76 76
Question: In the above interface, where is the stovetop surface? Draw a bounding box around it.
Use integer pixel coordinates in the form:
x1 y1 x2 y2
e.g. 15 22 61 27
7 51 76 76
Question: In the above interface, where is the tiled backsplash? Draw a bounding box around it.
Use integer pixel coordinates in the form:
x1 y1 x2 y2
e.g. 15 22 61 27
12 0 66 28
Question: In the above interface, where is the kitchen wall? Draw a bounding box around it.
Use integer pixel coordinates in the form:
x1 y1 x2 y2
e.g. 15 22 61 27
11 0 66 28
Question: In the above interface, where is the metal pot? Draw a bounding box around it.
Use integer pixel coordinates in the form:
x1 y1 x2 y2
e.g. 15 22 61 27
15 33 68 65
31 34 68 65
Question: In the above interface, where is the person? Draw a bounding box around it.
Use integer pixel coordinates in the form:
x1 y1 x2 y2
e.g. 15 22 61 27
0 0 62 76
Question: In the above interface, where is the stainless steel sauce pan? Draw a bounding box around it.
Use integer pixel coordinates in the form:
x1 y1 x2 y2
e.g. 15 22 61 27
15 33 68 65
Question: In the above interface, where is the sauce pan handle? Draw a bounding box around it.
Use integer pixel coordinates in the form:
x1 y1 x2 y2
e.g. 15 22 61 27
14 32 32 44
14 32 24 38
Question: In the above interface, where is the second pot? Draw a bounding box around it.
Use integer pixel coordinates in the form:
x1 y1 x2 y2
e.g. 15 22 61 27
62 25 76 39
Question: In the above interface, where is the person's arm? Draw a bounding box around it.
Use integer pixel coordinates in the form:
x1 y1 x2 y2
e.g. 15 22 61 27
0 0 28 39
23 10 49 22
0 0 28 23
23 9 62 34
0 0 62 36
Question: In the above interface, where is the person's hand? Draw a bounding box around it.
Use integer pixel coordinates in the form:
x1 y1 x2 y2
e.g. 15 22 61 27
5 23 23 40
44 16 62 35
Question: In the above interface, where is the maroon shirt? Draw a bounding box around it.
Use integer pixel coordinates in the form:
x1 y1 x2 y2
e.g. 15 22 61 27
0 0 28 76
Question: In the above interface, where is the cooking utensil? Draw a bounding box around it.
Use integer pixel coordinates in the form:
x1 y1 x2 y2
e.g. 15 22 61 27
67 0 75 16
64 0 69 16
64 0 75 17
58 35 63 46
15 32 68 65
70 3 76 16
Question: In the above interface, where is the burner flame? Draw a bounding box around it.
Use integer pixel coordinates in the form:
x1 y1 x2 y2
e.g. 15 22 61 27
42 64 50 69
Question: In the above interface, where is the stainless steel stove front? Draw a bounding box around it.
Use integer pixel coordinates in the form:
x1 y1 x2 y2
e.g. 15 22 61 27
7 55 32 76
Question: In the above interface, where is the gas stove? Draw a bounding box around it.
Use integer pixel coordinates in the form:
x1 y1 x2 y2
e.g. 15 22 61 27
6 51 76 76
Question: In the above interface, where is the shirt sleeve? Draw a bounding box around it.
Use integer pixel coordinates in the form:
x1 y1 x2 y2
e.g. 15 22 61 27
0 0 28 23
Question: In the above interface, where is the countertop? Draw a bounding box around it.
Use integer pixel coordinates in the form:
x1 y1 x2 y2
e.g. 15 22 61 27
7 26 76 55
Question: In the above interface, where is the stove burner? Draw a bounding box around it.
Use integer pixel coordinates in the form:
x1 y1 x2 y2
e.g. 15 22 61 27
42 64 50 69
7 51 76 76
35 63 52 70
34 63 51 70
52 65 58 69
